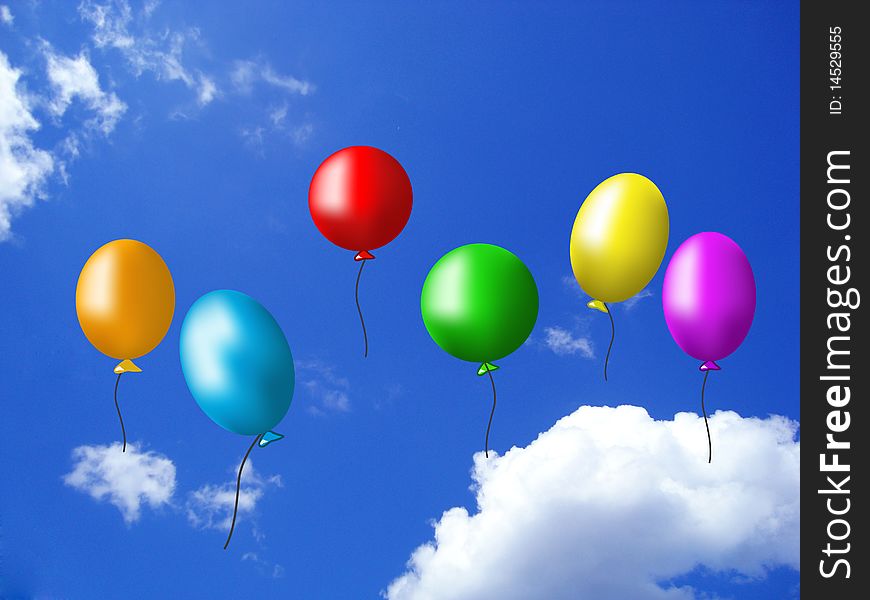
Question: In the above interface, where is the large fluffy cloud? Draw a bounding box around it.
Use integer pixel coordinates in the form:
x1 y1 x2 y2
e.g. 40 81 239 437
63 443 176 524
386 405 799 600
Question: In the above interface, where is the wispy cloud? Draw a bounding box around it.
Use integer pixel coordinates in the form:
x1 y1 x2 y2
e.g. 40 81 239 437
239 125 266 153
242 552 286 579
43 45 127 136
197 74 218 105
1 41 131 239
63 442 176 524
231 59 313 96
0 51 55 241
543 326 594 357
78 0 217 106
561 274 583 298
562 275 655 312
289 122 314 145
374 382 404 410
296 359 351 415
230 59 315 151
77 2 314 117
269 103 288 127
2 30 130 240
623 288 654 310
1 0 316 238
186 460 282 532
231 58 314 145
386 406 800 600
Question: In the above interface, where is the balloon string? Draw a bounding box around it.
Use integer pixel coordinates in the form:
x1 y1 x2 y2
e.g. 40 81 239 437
484 365 497 458
224 433 263 550
603 302 615 382
355 259 369 358
113 373 127 453
701 370 712 464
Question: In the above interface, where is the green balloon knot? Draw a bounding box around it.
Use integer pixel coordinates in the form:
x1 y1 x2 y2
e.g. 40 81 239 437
477 362 499 376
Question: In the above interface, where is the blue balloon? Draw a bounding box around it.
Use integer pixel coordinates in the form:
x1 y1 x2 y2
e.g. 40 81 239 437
179 290 294 436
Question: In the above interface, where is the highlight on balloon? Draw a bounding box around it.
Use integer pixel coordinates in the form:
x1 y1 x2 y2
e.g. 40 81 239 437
179 289 295 549
421 243 538 458
75 239 175 453
569 173 669 381
308 146 413 358
662 232 756 463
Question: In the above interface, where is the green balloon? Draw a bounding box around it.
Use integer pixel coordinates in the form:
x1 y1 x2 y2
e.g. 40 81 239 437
421 244 539 364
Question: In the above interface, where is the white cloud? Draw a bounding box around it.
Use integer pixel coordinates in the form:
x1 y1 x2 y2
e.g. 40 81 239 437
239 125 266 153
242 552 286 579
231 59 313 96
229 60 257 93
2 2 310 235
0 51 54 241
623 288 654 310
141 0 160 19
375 382 404 410
561 274 584 299
307 385 351 413
230 60 314 149
186 460 282 531
197 74 217 106
1 39 129 240
78 0 218 105
260 64 313 95
290 122 314 145
259 105 314 149
63 442 176 524
543 326 594 357
269 103 288 127
562 275 654 312
78 0 136 49
44 46 126 135
296 359 351 415
77 2 314 127
386 405 799 600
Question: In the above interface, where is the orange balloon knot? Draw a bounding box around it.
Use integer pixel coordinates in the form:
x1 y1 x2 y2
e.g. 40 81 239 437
114 359 143 374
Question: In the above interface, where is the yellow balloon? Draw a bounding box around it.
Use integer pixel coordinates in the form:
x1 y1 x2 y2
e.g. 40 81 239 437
570 173 669 304
76 239 175 361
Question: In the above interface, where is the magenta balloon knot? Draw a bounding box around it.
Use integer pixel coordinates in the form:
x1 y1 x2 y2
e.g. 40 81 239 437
699 361 720 372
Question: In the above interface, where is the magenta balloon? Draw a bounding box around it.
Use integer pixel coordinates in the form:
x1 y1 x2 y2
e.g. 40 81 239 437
662 232 756 363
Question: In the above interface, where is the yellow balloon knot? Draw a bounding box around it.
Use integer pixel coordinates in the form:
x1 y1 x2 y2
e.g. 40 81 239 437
114 359 142 374
587 299 609 314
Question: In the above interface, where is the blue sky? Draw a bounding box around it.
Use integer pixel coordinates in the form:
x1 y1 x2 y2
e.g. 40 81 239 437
1 2 799 598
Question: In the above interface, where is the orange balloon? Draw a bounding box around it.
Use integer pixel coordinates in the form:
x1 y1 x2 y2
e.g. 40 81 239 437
76 239 175 360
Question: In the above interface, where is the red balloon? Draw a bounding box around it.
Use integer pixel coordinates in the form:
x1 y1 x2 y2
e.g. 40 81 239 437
308 146 413 253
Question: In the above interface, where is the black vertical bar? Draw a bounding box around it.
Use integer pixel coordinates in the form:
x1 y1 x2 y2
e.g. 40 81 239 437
801 0 865 596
